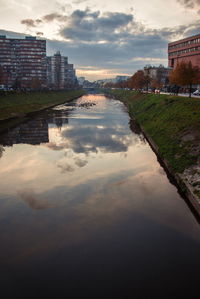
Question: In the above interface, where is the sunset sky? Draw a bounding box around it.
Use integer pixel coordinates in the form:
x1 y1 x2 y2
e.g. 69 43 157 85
0 0 200 80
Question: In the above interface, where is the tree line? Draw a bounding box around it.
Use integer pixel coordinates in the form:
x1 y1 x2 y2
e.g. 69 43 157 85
104 61 200 97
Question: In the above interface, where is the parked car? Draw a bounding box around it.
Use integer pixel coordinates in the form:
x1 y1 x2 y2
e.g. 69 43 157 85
193 89 200 96
155 89 160 94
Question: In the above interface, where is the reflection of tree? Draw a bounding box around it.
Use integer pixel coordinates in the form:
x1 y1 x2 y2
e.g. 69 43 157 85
30 77 42 90
0 145 4 159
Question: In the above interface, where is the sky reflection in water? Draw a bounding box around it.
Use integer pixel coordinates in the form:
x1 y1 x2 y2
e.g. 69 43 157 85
0 95 199 298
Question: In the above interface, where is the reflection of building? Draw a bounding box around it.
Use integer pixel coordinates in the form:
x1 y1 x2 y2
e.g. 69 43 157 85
47 51 76 89
0 35 47 88
0 119 49 146
168 34 200 68
49 115 69 129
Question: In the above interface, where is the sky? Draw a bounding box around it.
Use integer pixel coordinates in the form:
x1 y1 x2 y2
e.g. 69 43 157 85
0 0 200 80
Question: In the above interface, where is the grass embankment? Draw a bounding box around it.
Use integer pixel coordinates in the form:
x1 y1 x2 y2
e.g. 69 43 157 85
108 89 200 174
0 90 85 121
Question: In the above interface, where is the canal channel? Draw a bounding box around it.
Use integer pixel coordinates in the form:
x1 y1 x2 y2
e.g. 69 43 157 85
0 94 199 298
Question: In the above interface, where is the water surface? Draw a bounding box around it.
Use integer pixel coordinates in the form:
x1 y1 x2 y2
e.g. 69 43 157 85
0 94 199 298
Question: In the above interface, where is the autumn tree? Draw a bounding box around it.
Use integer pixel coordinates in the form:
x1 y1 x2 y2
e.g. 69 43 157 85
30 77 42 90
130 70 150 90
151 79 163 90
170 61 200 97
104 82 115 88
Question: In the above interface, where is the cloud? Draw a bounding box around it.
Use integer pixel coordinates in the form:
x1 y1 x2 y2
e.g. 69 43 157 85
42 13 68 22
60 125 133 154
57 163 75 173
2 8 200 80
21 13 68 28
177 0 200 9
60 9 134 42
36 32 44 36
74 157 88 168
21 19 41 28
73 0 89 3
45 142 67 151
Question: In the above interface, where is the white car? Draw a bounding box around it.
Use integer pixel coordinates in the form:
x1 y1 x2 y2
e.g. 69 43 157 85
155 89 160 94
193 89 200 96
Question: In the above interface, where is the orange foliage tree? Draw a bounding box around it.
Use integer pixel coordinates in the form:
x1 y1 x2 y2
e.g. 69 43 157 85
170 61 200 97
129 70 150 90
151 79 163 90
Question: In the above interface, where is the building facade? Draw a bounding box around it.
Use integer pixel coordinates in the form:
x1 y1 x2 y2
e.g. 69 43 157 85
143 65 171 85
0 35 47 88
47 51 76 89
168 34 200 68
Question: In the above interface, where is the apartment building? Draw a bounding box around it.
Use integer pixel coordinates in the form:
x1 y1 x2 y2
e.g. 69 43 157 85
143 65 171 85
47 51 76 89
0 35 47 88
168 34 200 68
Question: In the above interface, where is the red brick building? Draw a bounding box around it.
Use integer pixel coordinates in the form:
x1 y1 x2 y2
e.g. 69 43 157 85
168 34 200 69
0 35 47 89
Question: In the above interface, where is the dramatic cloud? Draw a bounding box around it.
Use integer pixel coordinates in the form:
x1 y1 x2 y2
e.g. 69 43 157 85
3 3 200 80
60 9 134 41
60 125 133 154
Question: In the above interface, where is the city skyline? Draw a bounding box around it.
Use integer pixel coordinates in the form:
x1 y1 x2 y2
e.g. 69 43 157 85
0 0 200 80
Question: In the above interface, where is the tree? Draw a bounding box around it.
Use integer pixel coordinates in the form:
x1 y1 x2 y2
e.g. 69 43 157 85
151 79 163 90
12 77 21 90
170 61 200 97
30 77 42 90
129 70 149 90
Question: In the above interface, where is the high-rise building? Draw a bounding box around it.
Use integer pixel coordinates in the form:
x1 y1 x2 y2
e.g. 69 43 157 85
47 51 76 89
168 34 200 68
0 35 47 88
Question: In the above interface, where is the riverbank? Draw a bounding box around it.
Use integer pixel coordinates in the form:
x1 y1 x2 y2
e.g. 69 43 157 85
105 89 200 216
0 90 85 132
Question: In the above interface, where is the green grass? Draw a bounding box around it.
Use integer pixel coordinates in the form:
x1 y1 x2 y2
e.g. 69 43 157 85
106 89 200 173
0 90 85 121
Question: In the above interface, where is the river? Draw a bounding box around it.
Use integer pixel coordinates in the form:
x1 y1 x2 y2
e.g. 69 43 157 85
0 94 199 298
